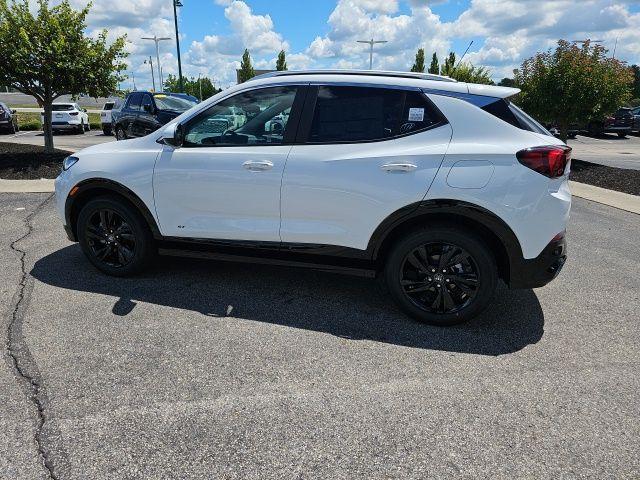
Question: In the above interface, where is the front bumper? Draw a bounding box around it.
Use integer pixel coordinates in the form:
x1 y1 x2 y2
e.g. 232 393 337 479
509 235 567 289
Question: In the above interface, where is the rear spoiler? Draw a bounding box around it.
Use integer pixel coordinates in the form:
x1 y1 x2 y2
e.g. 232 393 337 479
466 84 520 99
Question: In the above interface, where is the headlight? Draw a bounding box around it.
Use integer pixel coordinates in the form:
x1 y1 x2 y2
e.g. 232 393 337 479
62 156 79 171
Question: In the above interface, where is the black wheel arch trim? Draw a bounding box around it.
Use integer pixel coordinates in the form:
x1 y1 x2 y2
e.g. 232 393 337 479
65 179 162 241
366 199 527 286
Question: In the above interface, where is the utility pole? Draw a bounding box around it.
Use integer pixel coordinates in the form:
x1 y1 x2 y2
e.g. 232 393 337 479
130 72 136 90
198 73 202 101
357 38 387 70
144 56 156 91
173 0 184 92
142 35 171 91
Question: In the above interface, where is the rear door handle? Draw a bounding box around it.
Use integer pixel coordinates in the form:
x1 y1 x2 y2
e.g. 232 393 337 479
243 160 274 171
380 163 417 172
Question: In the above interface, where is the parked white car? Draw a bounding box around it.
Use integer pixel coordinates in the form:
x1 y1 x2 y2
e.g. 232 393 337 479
99 101 116 135
55 70 571 325
41 103 90 134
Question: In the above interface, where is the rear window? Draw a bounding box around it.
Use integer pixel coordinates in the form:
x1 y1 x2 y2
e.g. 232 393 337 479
52 104 74 111
103 102 114 110
308 86 442 143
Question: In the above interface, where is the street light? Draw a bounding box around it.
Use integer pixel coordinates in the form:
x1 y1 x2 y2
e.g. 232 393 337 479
144 56 156 91
141 35 171 91
357 38 387 70
173 0 184 92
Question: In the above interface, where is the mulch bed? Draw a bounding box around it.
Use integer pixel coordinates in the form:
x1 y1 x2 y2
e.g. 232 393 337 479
0 142 70 179
1 142 638 196
570 159 640 196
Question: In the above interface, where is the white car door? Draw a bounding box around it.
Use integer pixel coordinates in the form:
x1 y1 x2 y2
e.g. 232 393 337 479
153 85 303 241
281 85 452 251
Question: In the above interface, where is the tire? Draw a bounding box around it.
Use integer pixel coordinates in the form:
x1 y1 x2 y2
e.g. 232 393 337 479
77 196 155 277
85 121 90 132
14 121 19 133
115 126 126 141
384 226 498 326
567 133 576 139
102 126 112 136
8 122 16 134
617 131 629 138
78 122 85 134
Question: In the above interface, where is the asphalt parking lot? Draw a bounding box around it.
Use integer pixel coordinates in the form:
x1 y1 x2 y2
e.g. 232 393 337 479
1 193 638 479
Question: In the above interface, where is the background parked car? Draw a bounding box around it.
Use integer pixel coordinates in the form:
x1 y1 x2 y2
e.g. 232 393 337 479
113 91 198 140
0 101 19 133
631 106 640 134
41 103 90 134
578 107 633 137
99 100 119 135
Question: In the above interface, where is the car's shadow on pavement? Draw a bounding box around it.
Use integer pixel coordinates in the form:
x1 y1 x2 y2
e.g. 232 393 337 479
32 245 545 356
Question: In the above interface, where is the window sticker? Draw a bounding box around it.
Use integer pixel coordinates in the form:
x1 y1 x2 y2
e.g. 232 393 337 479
408 107 424 122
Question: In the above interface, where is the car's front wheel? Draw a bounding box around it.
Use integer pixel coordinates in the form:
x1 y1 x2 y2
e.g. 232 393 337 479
384 226 497 326
115 126 126 140
77 196 155 276
617 131 629 138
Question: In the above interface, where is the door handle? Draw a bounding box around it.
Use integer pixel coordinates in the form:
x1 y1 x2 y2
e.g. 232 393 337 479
380 162 417 172
243 160 274 171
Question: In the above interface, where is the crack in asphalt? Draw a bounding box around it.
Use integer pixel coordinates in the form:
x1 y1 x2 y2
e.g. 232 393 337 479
6 194 59 480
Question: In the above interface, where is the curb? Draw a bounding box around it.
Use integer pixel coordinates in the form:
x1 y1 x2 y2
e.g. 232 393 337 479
0 179 55 193
569 181 640 215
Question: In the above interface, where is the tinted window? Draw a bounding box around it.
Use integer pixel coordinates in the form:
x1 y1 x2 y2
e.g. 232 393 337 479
183 86 297 146
103 102 114 110
309 86 403 143
52 104 74 111
126 93 142 111
508 103 552 135
141 94 153 111
308 86 440 143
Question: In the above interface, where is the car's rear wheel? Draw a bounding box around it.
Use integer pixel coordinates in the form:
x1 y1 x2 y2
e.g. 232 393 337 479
115 126 126 140
617 131 629 138
102 126 112 136
384 227 497 326
77 196 155 276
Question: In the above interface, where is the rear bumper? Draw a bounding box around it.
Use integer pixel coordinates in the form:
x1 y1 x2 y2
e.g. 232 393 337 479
604 125 631 132
509 235 567 289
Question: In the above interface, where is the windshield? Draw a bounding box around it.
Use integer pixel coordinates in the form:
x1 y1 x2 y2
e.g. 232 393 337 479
153 95 197 112
52 104 74 111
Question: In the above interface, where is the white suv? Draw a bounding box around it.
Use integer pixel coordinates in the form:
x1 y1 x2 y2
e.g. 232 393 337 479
42 103 90 134
55 70 570 325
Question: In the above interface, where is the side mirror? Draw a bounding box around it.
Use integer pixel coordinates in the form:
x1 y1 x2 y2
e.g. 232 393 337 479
158 123 184 147
11 109 17 114
83 108 87 112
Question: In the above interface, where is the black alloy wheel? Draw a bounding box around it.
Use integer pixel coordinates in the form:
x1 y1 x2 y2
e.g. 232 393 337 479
77 196 154 276
85 208 136 268
400 242 479 314
385 227 497 326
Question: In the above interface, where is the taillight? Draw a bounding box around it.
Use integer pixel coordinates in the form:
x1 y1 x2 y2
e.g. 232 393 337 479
516 146 571 178
69 111 79 116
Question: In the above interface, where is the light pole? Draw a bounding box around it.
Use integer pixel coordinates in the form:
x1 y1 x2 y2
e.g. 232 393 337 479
198 73 202 101
142 35 171 91
173 0 184 92
357 38 387 70
144 56 156 91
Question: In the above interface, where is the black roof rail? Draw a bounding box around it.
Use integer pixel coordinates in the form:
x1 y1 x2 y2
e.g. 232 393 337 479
250 69 457 83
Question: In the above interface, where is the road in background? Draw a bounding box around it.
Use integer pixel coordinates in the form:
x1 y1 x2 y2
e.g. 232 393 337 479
568 133 640 170
0 130 114 152
0 92 118 109
1 194 638 479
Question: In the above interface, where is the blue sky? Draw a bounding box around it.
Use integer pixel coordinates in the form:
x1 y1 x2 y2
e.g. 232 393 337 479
75 0 640 89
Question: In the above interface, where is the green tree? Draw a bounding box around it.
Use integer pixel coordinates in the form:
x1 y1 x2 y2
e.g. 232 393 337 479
276 50 287 71
448 63 493 84
630 64 640 99
440 52 456 77
238 49 255 83
0 0 127 151
514 39 633 141
498 77 516 87
410 48 425 73
164 74 220 100
428 52 439 74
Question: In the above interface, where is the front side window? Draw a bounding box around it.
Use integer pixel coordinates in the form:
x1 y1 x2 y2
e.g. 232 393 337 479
126 93 142 112
308 86 440 143
183 86 297 146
